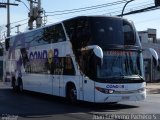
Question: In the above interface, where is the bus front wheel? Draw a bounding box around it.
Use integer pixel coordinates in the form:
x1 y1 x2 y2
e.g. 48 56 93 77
66 84 77 103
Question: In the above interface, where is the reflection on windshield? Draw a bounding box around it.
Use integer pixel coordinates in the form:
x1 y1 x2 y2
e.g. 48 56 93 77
90 18 136 48
64 17 138 51
97 51 142 79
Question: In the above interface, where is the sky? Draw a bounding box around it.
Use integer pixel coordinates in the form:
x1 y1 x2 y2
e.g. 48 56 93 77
0 0 160 39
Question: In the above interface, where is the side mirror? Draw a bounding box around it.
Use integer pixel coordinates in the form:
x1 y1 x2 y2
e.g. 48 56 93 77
90 45 103 59
81 45 103 64
148 48 159 67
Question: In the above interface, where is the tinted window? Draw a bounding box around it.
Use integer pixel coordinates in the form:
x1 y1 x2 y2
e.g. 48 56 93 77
49 57 75 75
97 50 143 79
25 58 48 74
13 24 66 48
64 17 137 50
43 24 66 43
90 17 136 47
123 20 135 45
64 17 91 49
25 29 50 47
90 17 123 45
25 57 75 75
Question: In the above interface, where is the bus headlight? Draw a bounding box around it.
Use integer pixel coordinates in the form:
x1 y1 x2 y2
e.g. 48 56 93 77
108 89 114 94
95 87 114 94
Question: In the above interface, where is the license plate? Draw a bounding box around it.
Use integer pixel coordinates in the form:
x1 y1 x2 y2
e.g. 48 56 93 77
122 96 130 100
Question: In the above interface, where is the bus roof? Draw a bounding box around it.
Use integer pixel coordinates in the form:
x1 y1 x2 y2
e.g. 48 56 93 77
6 15 128 39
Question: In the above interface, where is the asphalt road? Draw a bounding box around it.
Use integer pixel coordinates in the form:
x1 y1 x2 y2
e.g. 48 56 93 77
0 83 160 120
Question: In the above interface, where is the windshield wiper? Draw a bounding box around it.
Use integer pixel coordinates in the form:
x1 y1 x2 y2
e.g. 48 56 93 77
136 74 144 80
121 74 144 81
101 75 144 83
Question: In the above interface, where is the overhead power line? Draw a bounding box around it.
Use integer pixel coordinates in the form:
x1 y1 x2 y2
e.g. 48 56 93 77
10 18 28 25
117 5 160 16
104 2 154 16
1 0 159 37
45 0 155 18
45 0 154 19
0 21 28 37
0 4 6 8
0 2 18 6
46 0 128 16
0 18 28 28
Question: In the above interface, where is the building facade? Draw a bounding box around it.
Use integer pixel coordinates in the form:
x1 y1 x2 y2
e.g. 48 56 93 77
139 28 160 82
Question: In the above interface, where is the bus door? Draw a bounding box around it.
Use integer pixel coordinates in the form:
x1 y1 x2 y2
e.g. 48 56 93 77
83 76 95 102
51 57 64 96
79 50 95 102
48 43 61 96
52 75 60 96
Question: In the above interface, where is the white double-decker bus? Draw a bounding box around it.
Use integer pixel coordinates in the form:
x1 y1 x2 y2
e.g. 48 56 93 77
4 16 158 103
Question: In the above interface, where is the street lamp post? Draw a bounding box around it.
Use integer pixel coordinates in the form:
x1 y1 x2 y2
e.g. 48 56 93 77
15 0 29 10
7 0 10 37
121 0 134 17
6 0 18 37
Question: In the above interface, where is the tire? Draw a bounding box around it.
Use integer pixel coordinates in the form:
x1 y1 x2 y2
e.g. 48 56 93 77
66 84 77 103
17 78 23 93
12 78 17 91
109 102 118 105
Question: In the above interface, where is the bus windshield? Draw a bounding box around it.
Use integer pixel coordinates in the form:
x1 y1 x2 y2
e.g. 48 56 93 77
97 50 143 79
64 16 142 80
64 16 138 50
90 17 136 47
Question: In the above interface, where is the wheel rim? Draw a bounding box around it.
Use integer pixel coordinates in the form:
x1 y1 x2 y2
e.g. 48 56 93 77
69 87 77 102
70 89 76 99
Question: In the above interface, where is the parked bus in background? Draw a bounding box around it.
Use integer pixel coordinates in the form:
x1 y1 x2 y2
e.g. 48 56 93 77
4 16 158 103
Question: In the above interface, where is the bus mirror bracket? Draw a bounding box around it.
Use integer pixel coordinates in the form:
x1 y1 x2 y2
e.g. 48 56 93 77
148 48 159 67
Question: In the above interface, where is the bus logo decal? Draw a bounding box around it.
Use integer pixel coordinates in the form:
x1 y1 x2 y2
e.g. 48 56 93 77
106 85 124 89
48 49 53 64
29 49 59 61
29 50 48 60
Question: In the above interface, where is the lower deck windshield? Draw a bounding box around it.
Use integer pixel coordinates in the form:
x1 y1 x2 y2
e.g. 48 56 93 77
97 50 143 79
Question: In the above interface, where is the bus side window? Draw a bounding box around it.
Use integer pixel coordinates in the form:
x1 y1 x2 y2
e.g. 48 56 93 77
43 24 66 44
25 29 51 47
56 24 66 42
123 21 135 45
64 57 75 75
48 57 75 75
79 50 96 79
49 24 66 43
